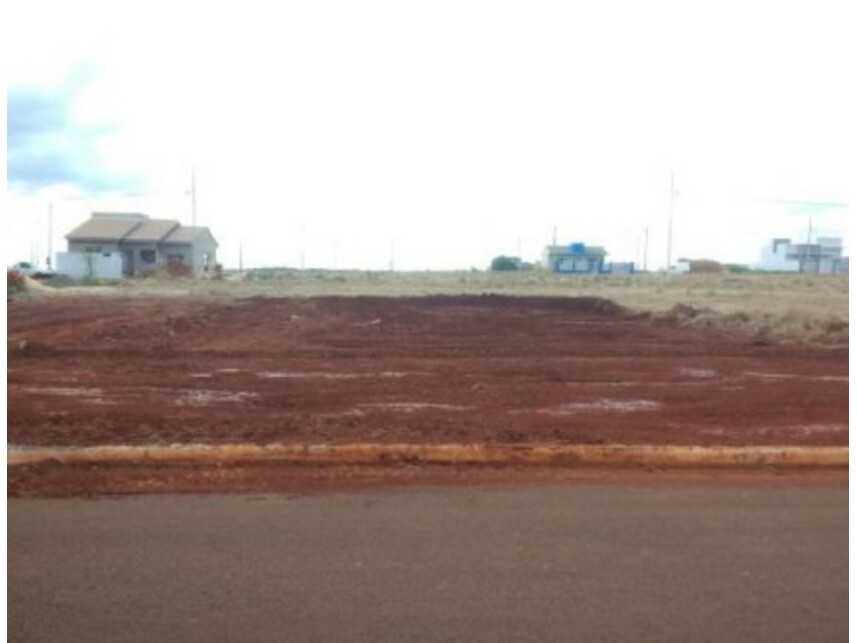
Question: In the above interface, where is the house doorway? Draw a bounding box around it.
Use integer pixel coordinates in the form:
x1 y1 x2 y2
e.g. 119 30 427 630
123 250 135 276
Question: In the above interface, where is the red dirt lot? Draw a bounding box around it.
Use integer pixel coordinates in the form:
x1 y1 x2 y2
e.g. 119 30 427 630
7 295 848 448
7 463 847 498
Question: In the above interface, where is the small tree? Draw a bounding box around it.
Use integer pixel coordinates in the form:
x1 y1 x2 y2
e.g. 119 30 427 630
490 255 521 271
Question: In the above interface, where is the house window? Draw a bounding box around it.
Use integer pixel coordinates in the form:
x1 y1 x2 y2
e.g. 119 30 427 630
167 254 185 264
140 250 157 264
85 246 101 253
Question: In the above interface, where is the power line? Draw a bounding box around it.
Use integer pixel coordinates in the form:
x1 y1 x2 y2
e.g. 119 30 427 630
751 198 848 208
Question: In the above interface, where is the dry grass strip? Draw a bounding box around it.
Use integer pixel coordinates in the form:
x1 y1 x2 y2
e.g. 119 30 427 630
7 443 848 469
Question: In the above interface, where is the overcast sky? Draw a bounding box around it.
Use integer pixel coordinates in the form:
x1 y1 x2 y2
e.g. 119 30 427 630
6 0 853 270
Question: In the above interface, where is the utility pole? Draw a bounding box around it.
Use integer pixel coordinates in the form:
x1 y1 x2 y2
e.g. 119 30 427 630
551 225 558 247
666 173 676 270
389 238 396 272
298 224 307 270
47 203 54 270
238 241 244 272
191 167 197 228
643 226 649 272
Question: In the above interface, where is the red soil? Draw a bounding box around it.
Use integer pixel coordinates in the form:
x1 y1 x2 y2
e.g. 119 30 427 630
8 463 847 498
7 295 848 448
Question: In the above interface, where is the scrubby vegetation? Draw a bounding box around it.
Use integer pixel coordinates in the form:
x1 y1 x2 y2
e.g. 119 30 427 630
7 269 26 297
490 256 523 271
655 302 848 347
12 268 848 347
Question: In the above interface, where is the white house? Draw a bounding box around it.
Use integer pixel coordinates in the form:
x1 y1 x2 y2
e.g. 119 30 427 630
57 212 218 279
757 237 847 274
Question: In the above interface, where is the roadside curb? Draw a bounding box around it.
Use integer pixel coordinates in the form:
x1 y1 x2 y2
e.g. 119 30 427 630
6 443 849 469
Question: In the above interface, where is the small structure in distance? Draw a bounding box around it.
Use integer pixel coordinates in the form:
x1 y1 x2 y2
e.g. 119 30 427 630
57 212 218 279
673 259 723 274
543 242 608 274
543 242 634 274
758 237 848 274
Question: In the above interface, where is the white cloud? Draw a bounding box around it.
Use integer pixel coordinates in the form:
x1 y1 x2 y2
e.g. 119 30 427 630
7 0 853 269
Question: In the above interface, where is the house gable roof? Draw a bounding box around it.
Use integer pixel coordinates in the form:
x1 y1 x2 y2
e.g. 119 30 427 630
66 217 142 241
66 213 217 248
162 226 218 247
122 219 181 242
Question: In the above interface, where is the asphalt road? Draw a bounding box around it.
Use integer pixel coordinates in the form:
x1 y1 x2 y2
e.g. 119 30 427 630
8 486 848 642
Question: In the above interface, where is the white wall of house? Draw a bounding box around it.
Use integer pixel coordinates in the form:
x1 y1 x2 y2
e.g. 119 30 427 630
161 246 194 276
161 244 214 276
68 240 123 254
758 241 800 272
57 252 124 279
193 240 219 276
120 243 163 274
191 235 219 276
557 257 597 272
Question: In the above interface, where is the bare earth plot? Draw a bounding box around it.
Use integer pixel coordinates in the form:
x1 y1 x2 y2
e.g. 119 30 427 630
7 295 847 449
8 291 848 641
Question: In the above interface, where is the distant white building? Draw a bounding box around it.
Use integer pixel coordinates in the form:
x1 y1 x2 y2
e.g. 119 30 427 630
543 243 608 274
759 238 800 272
673 259 723 274
758 237 848 274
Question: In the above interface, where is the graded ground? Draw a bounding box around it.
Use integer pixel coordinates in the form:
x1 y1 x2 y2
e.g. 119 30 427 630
8 293 847 450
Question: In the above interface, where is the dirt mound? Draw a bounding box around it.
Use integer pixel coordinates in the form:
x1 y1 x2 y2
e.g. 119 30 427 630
421 294 627 316
242 294 628 315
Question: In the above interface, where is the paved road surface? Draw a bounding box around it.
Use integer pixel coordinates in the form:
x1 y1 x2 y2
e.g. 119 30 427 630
8 486 847 642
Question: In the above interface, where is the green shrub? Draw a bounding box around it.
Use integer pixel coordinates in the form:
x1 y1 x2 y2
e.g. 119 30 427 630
725 264 752 274
490 256 522 271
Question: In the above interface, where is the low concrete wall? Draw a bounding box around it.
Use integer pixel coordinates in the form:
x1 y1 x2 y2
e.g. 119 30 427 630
56 252 123 280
